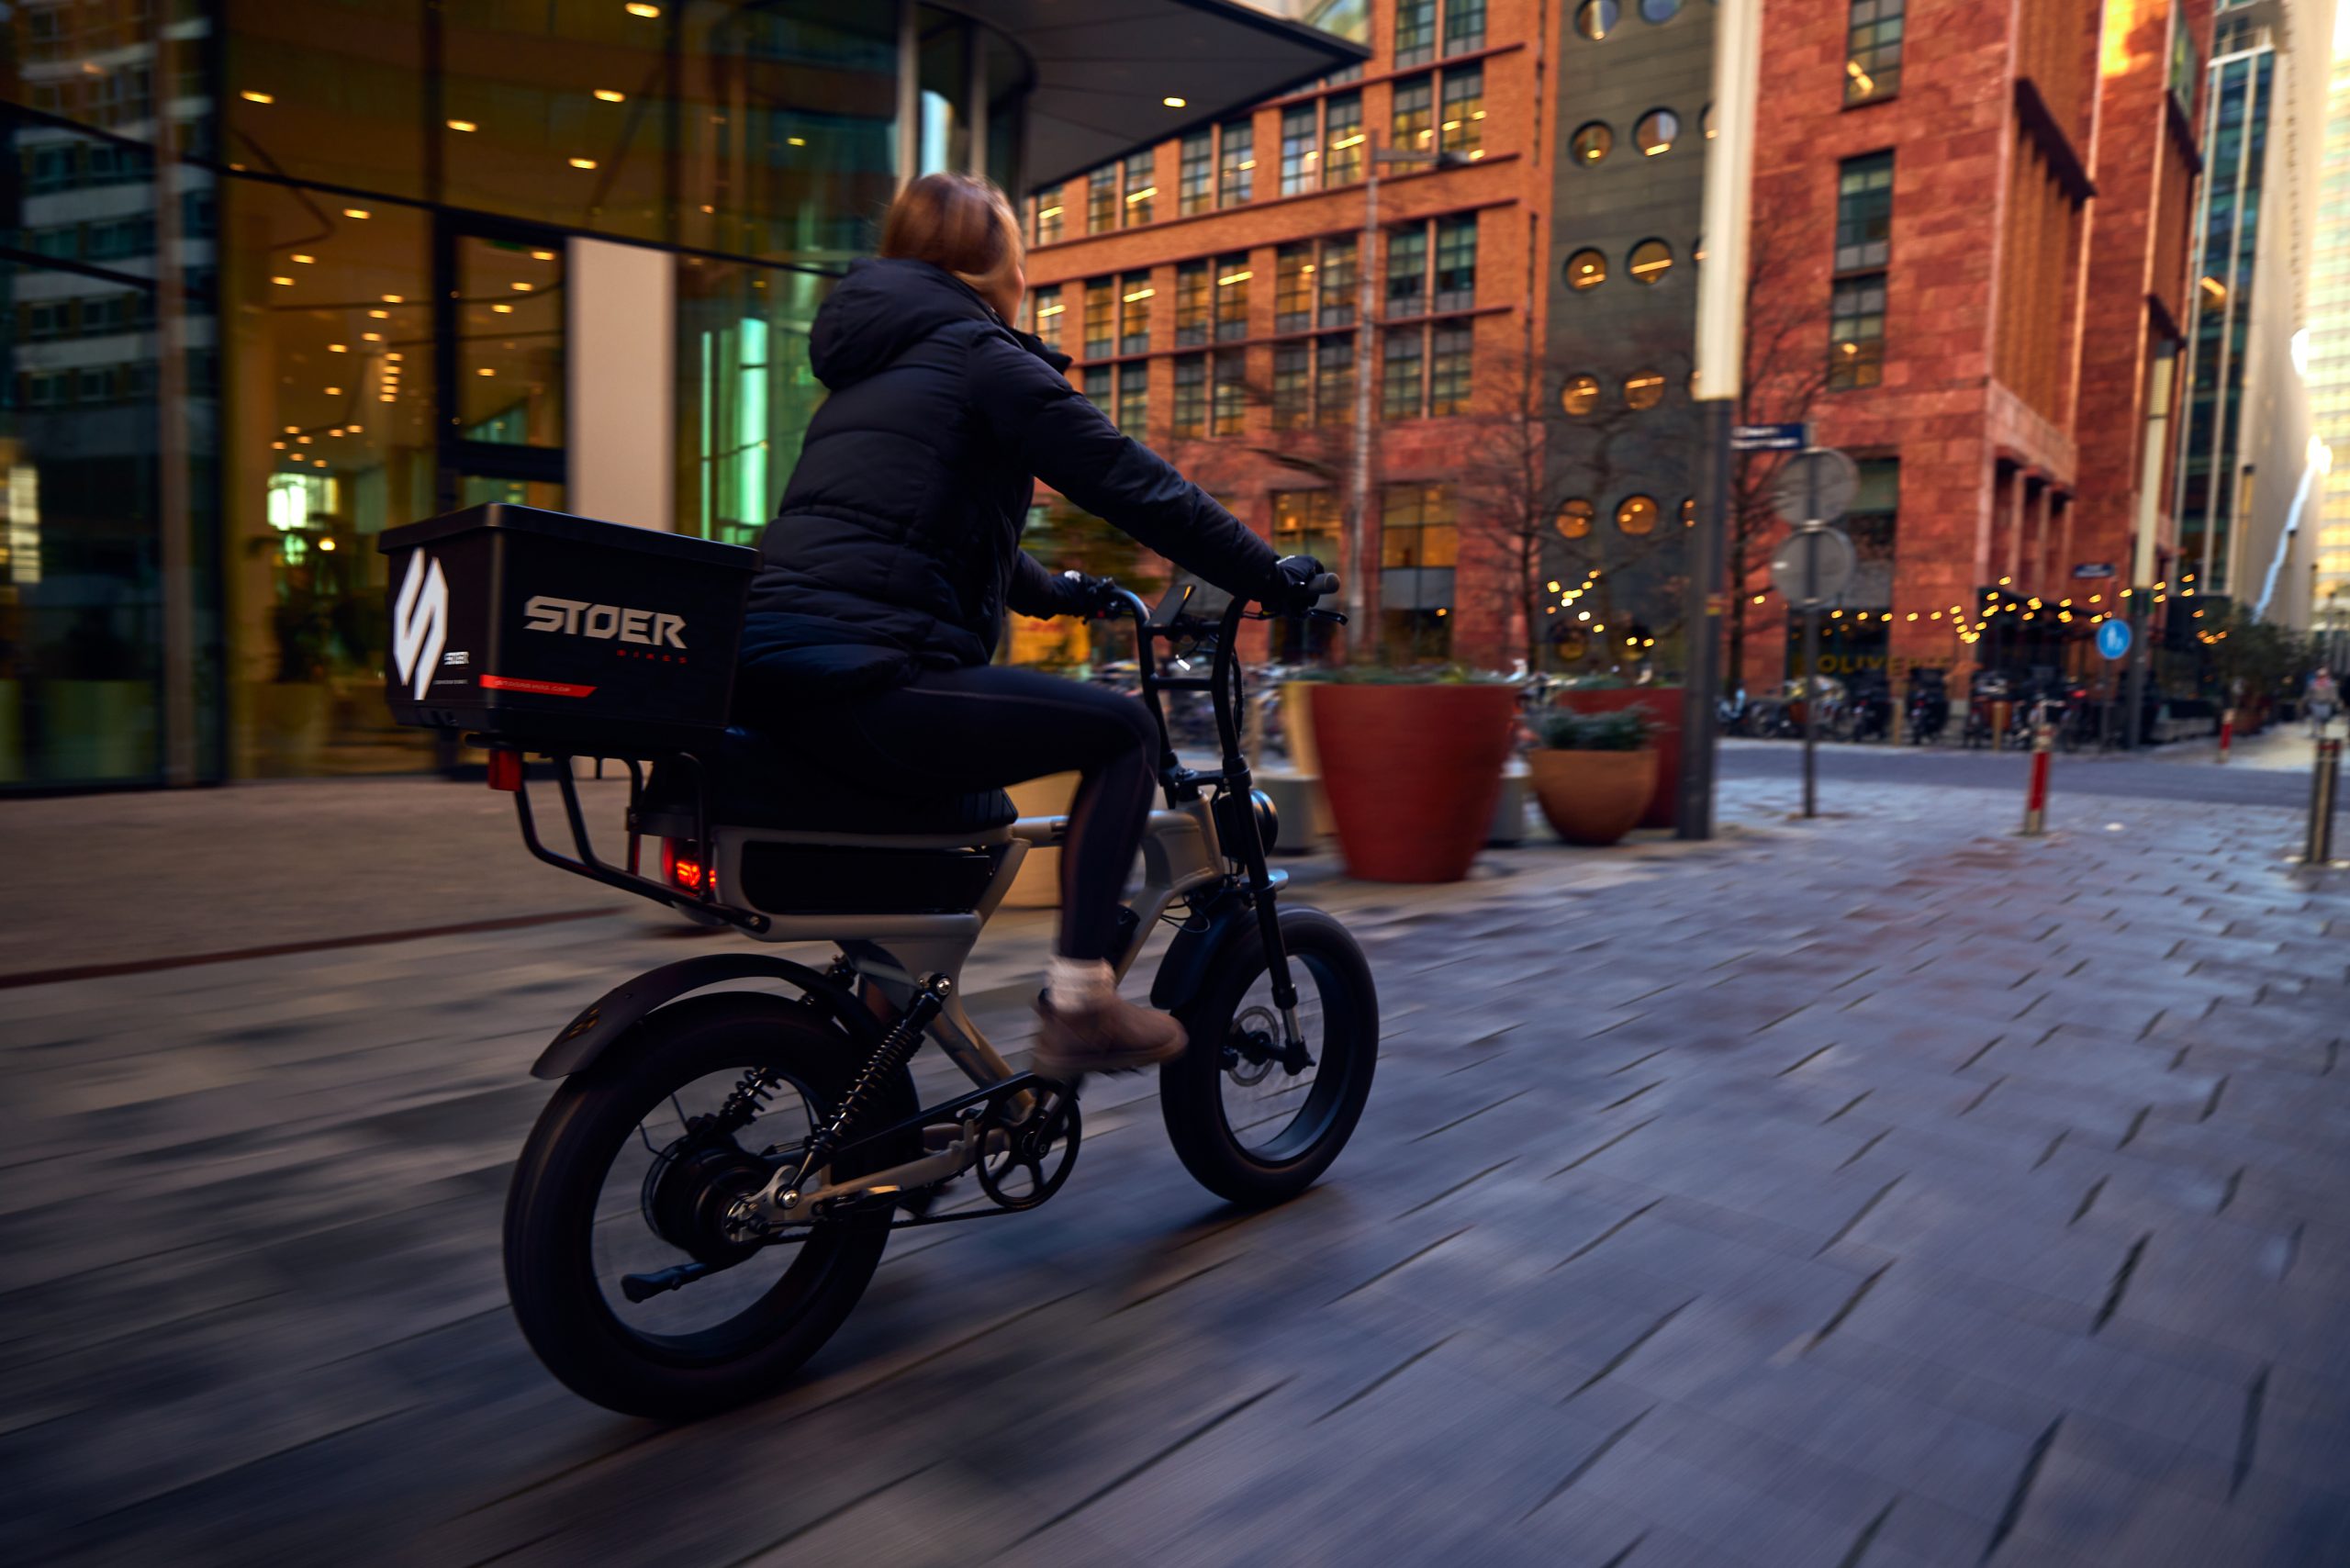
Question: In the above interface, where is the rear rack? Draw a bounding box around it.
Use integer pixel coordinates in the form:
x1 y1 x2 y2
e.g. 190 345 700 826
472 737 772 935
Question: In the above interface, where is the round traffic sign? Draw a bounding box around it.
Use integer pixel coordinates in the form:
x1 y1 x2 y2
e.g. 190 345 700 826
2096 618 2132 659
1769 448 1860 526
1768 525 1857 608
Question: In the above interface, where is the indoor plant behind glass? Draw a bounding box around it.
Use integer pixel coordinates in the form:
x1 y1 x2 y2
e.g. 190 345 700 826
1529 705 1662 847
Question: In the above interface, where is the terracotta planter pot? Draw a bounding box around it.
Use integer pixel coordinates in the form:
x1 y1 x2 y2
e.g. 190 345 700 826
1550 688 1681 829
1529 747 1661 846
1308 682 1516 882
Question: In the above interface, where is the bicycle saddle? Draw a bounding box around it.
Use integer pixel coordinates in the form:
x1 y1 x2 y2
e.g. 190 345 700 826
636 726 1017 838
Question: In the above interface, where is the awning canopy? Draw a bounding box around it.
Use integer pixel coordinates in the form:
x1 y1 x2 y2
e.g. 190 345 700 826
977 0 1370 191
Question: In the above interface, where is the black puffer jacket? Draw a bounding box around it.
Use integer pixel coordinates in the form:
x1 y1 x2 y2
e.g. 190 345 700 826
739 258 1283 702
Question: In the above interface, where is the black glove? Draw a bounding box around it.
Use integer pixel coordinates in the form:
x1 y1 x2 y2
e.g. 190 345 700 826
1052 569 1120 618
1270 554 1339 613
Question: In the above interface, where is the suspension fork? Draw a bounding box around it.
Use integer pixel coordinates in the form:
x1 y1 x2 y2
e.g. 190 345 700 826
1207 601 1308 1059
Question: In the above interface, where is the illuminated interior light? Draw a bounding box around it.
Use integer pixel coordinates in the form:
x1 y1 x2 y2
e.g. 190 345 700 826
477 367 496 376
344 207 371 219
319 538 337 551
291 253 315 264
594 89 626 103
447 119 478 133
324 386 341 396
531 251 555 262
569 156 598 170
271 275 294 286
382 294 403 303
1163 95 1188 107
241 90 274 105
1125 186 1158 204
787 136 807 147
1218 271 1253 286
492 303 514 314
625 3 661 16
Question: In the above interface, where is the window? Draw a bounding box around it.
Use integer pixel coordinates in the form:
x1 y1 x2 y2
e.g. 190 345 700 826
1120 272 1153 354
1830 274 1886 388
1441 68 1484 156
1430 322 1472 415
1845 458 1898 590
1396 0 1437 66
1624 370 1666 409
1124 151 1157 226
1176 262 1211 346
1561 374 1601 415
1034 186 1066 245
1628 239 1673 285
1325 94 1365 185
1320 238 1359 327
1212 353 1248 435
1281 105 1319 196
1274 489 1343 566
1572 123 1612 165
1576 0 1619 40
1835 152 1894 272
1088 165 1118 234
1435 216 1478 309
1447 0 1488 54
1392 77 1434 154
1381 484 1459 660
1276 245 1315 331
1641 0 1681 21
1616 495 1661 535
1635 108 1678 156
1214 254 1251 341
1083 364 1113 410
1083 279 1114 357
1382 326 1425 418
1556 498 1595 538
1273 343 1313 429
1846 0 1904 103
1179 132 1214 215
1316 337 1356 427
1681 498 1698 528
1386 227 1428 317
1032 285 1065 351
1117 365 1149 434
1382 484 1459 566
1565 249 1606 290
1218 120 1254 207
1173 356 1208 436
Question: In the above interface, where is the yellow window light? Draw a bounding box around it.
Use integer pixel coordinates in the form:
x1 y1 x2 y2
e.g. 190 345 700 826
625 3 660 16
447 118 478 133
594 89 626 103
291 253 315 264
531 250 555 262
241 90 274 105
492 303 514 314
569 157 598 170
1125 186 1158 204
1163 96 1188 108
477 367 496 376
1217 270 1253 286
1122 287 1156 302
344 207 371 219
271 275 294 286
382 294 403 303
787 137 806 147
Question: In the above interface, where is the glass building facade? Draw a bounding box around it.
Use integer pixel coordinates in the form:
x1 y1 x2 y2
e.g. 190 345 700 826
2311 53 2350 640
2174 27 2274 597
9 0 1337 788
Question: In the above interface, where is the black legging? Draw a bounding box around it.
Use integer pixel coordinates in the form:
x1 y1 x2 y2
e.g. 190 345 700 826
804 666 1158 961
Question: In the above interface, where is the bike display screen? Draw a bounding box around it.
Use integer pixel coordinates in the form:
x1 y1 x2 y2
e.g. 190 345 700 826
1151 576 1235 628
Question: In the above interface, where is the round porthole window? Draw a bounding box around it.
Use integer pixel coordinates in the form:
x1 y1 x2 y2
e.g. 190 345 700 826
1565 248 1607 291
1628 238 1673 285
1624 370 1666 409
1571 121 1613 166
1616 495 1661 535
1641 0 1681 21
1556 498 1595 539
1575 0 1620 39
1635 108 1680 157
1561 374 1602 416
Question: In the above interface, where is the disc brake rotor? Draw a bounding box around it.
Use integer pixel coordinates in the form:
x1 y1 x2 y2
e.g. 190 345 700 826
1223 1005 1281 1087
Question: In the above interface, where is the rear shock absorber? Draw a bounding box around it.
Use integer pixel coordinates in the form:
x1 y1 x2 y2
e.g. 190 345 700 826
775 974 953 1207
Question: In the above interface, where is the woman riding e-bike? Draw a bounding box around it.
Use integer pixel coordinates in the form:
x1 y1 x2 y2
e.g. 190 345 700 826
736 172 1321 1077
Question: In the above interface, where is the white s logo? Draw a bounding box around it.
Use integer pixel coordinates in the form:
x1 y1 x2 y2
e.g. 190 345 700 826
391 551 449 701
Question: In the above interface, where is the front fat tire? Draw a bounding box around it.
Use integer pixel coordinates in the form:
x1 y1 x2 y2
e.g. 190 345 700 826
1159 907 1379 1207
502 991 916 1420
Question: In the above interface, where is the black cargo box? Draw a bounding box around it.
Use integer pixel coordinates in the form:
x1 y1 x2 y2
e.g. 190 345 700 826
379 503 757 753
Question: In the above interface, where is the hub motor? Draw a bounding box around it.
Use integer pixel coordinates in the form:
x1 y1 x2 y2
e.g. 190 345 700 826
641 1134 773 1264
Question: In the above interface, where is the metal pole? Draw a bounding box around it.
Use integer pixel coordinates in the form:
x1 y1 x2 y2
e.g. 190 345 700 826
1683 0 1761 841
2022 706 2053 836
1802 600 1819 818
1347 154 1377 654
2302 734 2341 865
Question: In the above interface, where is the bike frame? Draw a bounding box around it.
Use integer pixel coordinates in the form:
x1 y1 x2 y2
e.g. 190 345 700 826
498 587 1315 1224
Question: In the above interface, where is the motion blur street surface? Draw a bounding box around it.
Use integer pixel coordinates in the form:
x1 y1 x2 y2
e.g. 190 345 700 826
6 754 2348 1567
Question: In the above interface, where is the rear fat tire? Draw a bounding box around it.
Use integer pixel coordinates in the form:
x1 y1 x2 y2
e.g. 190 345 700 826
502 991 917 1420
1159 906 1378 1207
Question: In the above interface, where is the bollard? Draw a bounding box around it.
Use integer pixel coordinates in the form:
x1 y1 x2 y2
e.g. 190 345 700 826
2219 707 2234 765
2020 714 2053 836
2301 735 2343 865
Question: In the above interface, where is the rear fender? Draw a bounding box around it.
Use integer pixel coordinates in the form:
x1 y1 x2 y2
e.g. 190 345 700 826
530 953 871 1079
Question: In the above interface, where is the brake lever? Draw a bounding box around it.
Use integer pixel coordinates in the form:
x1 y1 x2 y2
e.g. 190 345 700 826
1308 608 1348 625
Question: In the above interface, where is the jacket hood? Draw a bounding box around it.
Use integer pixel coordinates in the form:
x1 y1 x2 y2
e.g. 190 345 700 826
808 258 1003 389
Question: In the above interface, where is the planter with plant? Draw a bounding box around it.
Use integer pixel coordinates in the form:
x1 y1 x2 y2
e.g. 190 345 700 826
1529 706 1662 846
1306 666 1517 883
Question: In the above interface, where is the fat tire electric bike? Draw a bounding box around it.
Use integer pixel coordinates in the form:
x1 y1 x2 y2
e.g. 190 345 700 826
487 581 1377 1419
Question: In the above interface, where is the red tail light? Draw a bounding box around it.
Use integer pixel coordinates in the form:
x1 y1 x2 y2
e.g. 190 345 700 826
662 838 711 895
487 749 523 792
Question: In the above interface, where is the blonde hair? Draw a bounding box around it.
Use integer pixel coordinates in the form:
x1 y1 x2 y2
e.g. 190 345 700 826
879 173 1024 317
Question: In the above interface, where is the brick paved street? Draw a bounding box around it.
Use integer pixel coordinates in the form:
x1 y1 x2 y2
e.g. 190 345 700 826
3 769 2347 1567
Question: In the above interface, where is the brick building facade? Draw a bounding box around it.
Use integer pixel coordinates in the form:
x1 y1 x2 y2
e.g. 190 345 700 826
1727 0 2214 697
1017 0 1548 669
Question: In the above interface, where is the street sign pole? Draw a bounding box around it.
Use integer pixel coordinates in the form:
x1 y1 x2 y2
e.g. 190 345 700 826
1802 522 1821 819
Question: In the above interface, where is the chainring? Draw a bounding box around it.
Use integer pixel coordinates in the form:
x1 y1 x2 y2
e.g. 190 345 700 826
974 1081 1081 1211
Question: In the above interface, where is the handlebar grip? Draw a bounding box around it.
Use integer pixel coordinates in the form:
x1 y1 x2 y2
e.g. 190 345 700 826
1307 572 1340 599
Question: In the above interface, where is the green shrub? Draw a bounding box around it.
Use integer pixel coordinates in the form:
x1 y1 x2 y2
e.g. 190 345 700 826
1536 706 1660 751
